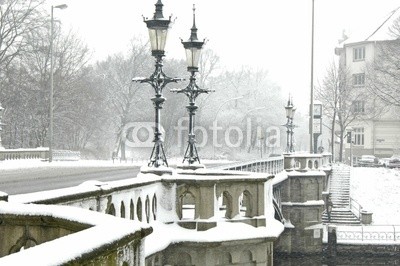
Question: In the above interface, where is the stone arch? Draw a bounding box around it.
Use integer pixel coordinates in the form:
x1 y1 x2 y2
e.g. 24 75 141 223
107 203 116 216
154 254 162 266
9 236 37 254
179 191 196 220
239 190 253 217
240 250 255 264
217 252 232 265
152 194 157 221
137 197 143 221
120 201 126 218
145 195 150 223
314 159 319 169
175 252 192 266
130 199 134 220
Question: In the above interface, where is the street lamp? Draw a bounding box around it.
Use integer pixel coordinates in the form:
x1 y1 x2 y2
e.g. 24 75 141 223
133 0 182 168
283 96 296 153
171 5 211 168
49 3 67 163
0 103 4 149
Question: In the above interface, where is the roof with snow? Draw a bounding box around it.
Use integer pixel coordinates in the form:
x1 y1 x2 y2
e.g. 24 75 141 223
339 6 400 46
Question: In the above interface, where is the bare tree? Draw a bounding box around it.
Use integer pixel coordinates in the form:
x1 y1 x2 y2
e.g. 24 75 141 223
317 61 386 162
0 0 45 72
96 38 153 160
366 39 400 107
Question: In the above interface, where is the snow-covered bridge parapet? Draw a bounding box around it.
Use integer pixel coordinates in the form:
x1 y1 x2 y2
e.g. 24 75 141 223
162 169 275 231
0 147 49 161
283 152 332 172
0 148 81 161
0 201 151 265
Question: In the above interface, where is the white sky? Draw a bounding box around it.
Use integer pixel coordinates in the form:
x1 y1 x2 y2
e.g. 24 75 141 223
51 0 400 113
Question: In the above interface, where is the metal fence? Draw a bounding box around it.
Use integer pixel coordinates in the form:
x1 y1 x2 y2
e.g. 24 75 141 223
336 225 400 243
220 156 284 175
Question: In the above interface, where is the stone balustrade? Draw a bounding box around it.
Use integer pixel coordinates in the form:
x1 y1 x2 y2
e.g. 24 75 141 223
0 148 81 161
0 148 48 161
284 152 332 171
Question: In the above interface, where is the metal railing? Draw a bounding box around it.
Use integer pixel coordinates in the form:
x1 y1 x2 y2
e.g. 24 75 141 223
220 156 284 175
52 150 80 161
349 197 363 219
336 225 400 243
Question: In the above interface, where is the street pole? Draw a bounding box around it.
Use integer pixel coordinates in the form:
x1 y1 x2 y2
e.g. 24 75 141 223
49 4 67 163
310 0 315 153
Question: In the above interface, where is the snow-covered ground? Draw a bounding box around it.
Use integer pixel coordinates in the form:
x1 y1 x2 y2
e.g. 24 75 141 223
351 167 400 225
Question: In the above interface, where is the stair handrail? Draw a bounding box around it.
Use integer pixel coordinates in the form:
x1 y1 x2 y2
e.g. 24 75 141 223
349 196 363 219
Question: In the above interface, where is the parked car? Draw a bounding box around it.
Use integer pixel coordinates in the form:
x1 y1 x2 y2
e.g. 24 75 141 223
379 158 391 167
387 157 400 169
356 155 378 167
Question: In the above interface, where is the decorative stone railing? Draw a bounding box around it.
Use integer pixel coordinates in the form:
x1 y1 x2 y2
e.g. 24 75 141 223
0 201 151 265
284 152 331 171
0 148 80 161
0 148 48 161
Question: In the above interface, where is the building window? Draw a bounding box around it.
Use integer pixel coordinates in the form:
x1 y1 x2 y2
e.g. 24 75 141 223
353 73 365 86
353 47 365 61
352 101 365 113
353 127 364 145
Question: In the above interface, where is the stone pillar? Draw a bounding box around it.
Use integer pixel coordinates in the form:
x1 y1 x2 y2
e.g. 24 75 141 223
327 225 337 259
198 185 215 219
361 210 373 224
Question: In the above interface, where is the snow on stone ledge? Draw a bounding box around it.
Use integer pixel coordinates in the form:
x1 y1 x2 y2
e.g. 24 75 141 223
145 219 285 257
0 201 151 265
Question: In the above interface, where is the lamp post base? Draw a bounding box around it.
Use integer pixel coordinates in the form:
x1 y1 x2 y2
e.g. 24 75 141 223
176 162 205 170
140 165 173 175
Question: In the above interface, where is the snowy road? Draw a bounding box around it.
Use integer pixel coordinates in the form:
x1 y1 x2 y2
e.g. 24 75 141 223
0 164 141 195
0 159 231 195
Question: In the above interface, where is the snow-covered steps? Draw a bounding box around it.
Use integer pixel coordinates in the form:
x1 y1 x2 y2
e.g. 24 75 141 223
324 164 361 225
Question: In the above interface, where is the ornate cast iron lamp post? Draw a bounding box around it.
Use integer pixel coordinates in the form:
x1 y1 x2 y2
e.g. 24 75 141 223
133 0 182 168
283 96 296 153
172 5 212 168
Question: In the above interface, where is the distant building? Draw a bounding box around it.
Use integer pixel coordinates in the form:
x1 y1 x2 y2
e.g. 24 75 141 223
334 8 400 162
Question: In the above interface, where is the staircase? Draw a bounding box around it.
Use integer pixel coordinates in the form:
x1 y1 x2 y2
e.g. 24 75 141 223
322 164 361 224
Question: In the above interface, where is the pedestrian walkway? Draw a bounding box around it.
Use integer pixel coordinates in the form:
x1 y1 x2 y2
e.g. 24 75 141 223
322 164 360 224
